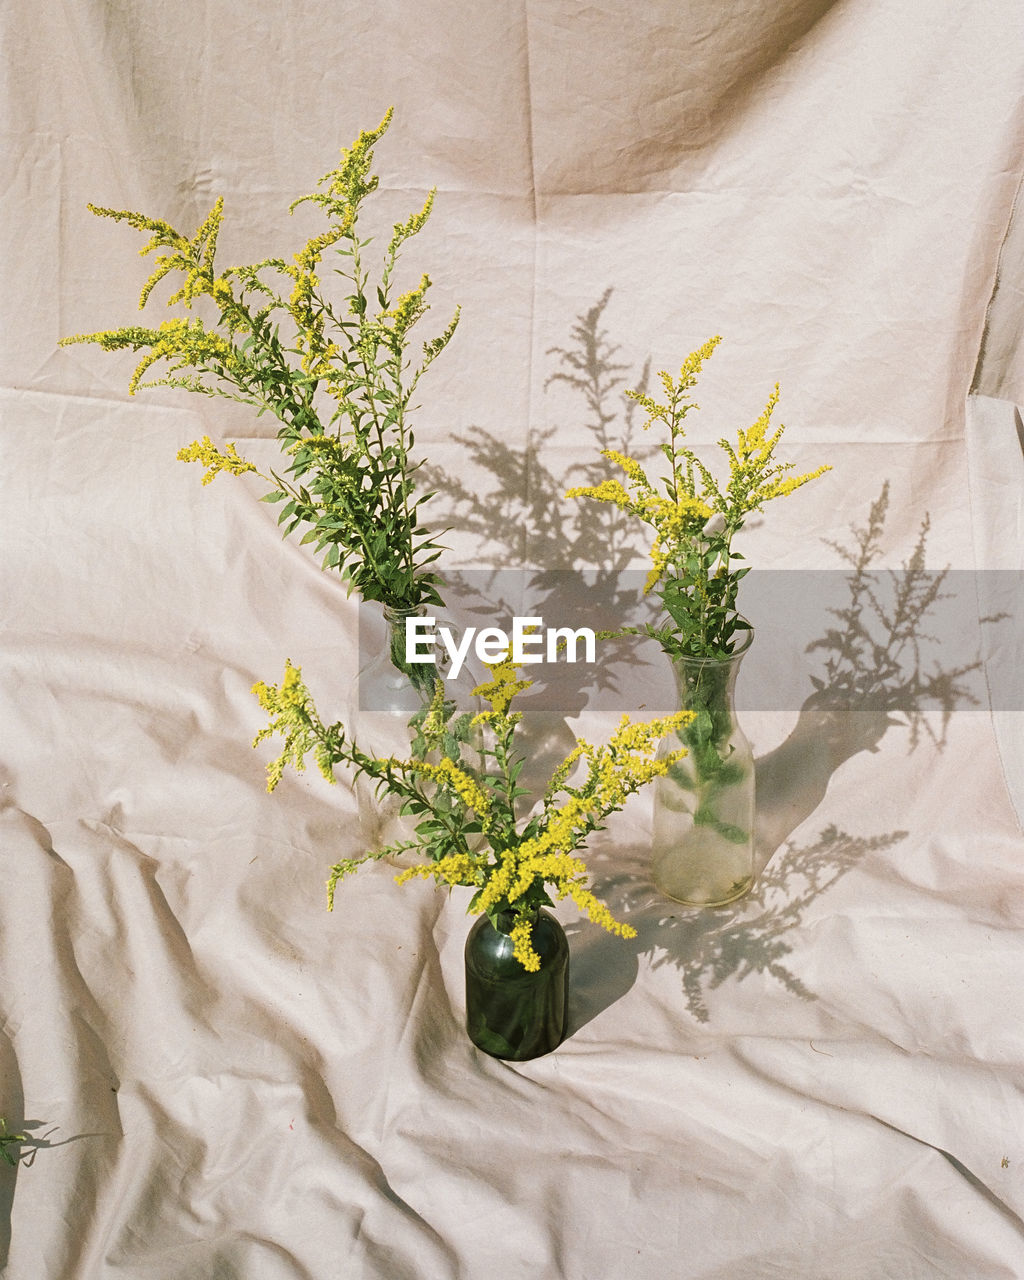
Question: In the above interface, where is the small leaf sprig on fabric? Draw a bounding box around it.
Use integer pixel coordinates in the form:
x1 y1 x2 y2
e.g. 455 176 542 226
60 109 458 613
0 1117 25 1167
251 656 693 971
566 335 831 659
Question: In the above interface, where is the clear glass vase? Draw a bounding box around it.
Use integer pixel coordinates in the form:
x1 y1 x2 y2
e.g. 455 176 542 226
347 605 437 860
651 629 755 907
464 909 569 1060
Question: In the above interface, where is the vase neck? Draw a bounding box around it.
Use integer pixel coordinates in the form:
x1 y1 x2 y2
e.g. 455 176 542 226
382 604 423 629
669 629 752 706
360 605 437 706
491 907 539 935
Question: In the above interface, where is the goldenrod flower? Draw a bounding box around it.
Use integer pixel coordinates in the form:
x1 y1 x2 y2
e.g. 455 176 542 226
602 449 652 488
177 435 257 485
471 657 532 716
510 916 541 971
249 642 682 969
563 478 634 509
405 757 492 819
569 335 830 655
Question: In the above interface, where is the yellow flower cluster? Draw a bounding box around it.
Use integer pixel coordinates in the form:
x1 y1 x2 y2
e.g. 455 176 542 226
465 835 640 973
543 743 585 801
290 108 393 221
568 336 831 614
129 318 235 394
282 221 353 375
635 491 715 593
563 477 633 509
251 661 329 792
249 644 695 972
601 449 649 486
388 190 436 256
164 199 228 309
83 204 187 253
606 710 692 754
733 384 782 464
80 198 235 320
509 916 542 971
388 276 431 338
567 455 714 594
415 678 450 741
471 658 532 717
60 314 242 396
395 852 483 890
176 435 257 486
252 661 306 714
404 757 492 823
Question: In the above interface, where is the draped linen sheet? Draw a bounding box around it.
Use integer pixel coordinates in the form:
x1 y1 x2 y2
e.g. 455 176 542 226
3 1 1024 1276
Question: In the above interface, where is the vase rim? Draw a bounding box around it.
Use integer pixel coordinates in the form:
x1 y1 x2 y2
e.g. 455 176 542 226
671 619 754 666
382 603 425 622
490 905 543 932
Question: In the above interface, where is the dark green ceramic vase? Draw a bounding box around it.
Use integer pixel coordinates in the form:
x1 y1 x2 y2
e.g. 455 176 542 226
464 909 569 1061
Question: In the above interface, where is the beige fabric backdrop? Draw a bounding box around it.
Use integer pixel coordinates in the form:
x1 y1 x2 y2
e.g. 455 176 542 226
3 1 1024 1276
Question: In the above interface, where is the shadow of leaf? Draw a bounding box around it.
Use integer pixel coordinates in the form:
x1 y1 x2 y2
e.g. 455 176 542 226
566 824 908 1028
755 482 985 863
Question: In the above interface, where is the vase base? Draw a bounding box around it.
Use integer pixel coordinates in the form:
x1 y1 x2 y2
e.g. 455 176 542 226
654 874 754 909
467 1030 564 1062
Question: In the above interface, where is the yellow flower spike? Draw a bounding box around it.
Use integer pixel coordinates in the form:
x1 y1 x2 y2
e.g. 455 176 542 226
477 861 517 914
625 389 670 424
756 462 832 505
471 657 532 716
85 202 189 253
569 333 830 664
677 334 722 388
544 744 585 800
396 853 482 888
563 882 637 941
405 757 492 820
563 478 634 509
289 107 393 219
601 448 653 489
510 917 541 972
645 553 667 595
249 659 331 794
197 198 224 274
177 435 257 485
742 384 780 456
139 254 183 310
417 679 449 741
393 863 433 886
388 189 436 255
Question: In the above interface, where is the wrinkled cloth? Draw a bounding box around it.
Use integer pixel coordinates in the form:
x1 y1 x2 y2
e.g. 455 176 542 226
2 2 1024 1276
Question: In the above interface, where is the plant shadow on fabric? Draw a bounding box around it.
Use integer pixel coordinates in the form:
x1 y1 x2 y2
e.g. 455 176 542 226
568 825 908 1027
753 480 984 865
423 287 654 576
0 1117 82 1269
566 481 984 1026
419 288 658 802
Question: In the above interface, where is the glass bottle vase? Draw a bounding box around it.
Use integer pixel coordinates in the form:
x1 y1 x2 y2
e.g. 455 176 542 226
464 909 569 1060
651 630 755 907
347 604 437 859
